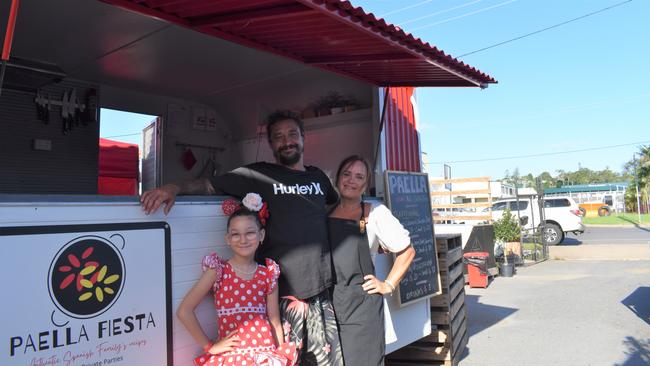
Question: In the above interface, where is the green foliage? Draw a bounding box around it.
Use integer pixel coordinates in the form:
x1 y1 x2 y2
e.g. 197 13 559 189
624 145 650 213
555 167 626 186
501 166 629 189
493 209 521 242
582 213 650 225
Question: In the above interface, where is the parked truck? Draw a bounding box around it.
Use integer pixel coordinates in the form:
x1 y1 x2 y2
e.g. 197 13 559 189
490 196 585 245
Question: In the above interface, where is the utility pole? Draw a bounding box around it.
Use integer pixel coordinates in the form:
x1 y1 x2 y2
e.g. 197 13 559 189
633 154 642 224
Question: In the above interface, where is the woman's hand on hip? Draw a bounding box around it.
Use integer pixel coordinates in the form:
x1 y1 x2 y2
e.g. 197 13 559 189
362 275 392 295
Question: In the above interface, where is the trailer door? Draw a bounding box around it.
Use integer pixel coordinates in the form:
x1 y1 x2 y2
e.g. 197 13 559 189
142 117 162 192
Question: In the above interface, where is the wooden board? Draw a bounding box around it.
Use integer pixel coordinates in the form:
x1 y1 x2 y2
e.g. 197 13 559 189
431 293 465 325
386 234 468 366
433 214 492 221
431 202 491 209
430 189 490 196
437 245 463 270
435 235 462 254
429 177 490 184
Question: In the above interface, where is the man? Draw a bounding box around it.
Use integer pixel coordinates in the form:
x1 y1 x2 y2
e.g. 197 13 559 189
141 110 342 366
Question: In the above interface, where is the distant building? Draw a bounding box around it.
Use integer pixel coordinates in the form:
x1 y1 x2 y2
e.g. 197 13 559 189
544 183 628 213
429 179 525 206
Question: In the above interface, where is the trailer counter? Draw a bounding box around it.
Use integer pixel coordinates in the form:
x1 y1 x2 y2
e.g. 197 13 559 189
1 195 430 366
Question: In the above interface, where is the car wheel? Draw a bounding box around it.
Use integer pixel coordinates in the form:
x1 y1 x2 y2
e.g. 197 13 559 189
598 207 611 217
579 207 586 217
543 223 563 246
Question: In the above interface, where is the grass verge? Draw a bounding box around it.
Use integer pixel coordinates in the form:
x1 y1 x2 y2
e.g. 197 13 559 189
582 213 650 225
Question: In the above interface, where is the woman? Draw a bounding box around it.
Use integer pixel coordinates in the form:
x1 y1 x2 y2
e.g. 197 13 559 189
328 155 416 366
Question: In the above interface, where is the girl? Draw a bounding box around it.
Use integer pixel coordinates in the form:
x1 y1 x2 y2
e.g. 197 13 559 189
177 194 296 366
328 155 416 366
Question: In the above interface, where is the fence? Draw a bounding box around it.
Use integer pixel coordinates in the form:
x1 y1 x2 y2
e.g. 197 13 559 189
430 177 492 225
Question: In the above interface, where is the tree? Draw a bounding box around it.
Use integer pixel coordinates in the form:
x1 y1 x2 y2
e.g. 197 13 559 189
522 173 535 188
537 171 555 188
623 145 650 213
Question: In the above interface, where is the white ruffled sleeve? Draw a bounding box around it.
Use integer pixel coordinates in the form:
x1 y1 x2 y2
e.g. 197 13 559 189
264 258 281 295
366 204 411 254
201 253 224 292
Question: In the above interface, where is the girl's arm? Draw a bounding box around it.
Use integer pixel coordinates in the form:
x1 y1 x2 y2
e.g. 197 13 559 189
266 287 284 346
176 269 218 350
363 245 415 295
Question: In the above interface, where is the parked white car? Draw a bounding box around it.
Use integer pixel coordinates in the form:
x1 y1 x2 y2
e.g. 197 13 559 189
490 196 585 245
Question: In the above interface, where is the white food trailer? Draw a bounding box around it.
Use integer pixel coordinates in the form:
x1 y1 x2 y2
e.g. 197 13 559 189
0 1 495 365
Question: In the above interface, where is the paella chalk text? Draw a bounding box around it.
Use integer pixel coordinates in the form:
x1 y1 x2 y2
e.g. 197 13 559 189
389 175 428 194
9 313 155 358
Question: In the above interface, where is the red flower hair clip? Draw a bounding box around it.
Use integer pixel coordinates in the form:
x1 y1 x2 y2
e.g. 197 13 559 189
221 193 269 226
221 199 241 216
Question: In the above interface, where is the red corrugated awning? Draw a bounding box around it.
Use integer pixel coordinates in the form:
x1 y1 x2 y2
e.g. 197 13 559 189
101 0 496 88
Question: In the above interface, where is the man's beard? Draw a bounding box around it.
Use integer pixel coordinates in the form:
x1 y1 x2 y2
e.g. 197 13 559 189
274 144 303 166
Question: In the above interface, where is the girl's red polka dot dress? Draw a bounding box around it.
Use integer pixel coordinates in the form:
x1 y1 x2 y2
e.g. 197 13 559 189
195 254 297 366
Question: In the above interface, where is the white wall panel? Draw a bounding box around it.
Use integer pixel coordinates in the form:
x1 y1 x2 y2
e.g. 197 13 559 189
1 196 431 364
0 197 226 365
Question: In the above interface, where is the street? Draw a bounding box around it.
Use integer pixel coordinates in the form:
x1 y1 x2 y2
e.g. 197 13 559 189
460 260 650 366
563 226 650 245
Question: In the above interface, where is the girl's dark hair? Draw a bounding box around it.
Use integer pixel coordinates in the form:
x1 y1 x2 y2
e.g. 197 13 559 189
227 208 263 230
335 155 371 186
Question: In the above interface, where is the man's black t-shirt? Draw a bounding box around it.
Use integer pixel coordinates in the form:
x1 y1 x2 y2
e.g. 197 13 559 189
210 162 338 299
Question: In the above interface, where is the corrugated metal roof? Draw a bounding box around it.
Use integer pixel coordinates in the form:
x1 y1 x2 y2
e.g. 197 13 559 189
545 183 629 194
101 0 496 87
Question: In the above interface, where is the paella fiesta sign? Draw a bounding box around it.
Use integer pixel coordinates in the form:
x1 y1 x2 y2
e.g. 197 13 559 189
0 223 172 366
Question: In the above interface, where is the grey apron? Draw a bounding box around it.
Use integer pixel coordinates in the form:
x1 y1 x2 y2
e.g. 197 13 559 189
329 203 384 366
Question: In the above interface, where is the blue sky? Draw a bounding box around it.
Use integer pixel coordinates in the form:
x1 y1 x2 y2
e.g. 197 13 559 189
352 0 649 179
100 108 156 146
101 0 649 180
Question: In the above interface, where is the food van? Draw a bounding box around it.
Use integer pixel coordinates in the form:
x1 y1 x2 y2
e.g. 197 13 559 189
0 1 495 365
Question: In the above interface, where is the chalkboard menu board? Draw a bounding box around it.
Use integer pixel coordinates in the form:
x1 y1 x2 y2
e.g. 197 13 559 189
384 171 441 306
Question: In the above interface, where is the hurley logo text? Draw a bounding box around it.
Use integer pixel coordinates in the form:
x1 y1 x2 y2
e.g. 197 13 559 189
273 182 324 196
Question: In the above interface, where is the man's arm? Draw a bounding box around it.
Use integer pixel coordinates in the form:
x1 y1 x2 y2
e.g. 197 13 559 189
141 178 215 215
321 170 339 205
141 164 257 215
178 178 216 195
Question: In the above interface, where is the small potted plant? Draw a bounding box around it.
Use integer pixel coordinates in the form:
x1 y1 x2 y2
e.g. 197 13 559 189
493 208 520 277
316 91 346 115
343 95 360 112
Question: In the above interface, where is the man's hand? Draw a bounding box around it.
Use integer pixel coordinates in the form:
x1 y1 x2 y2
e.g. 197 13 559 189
140 184 180 215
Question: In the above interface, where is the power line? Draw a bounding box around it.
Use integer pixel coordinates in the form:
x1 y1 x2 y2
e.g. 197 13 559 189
379 0 437 18
428 140 650 164
398 0 484 26
103 132 140 139
458 0 633 57
445 91 650 128
410 0 517 31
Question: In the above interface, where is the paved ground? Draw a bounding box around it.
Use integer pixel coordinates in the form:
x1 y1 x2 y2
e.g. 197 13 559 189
564 226 650 246
459 260 650 366
553 226 650 260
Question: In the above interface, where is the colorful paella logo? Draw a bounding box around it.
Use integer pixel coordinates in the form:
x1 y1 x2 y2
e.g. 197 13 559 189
48 236 125 319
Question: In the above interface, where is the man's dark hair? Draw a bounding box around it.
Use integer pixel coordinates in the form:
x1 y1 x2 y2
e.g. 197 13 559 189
266 110 305 142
